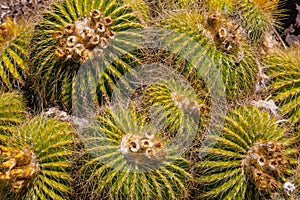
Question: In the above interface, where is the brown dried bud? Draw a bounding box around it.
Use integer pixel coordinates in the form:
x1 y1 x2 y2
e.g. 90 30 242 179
81 49 90 60
105 30 115 39
55 48 65 58
83 27 91 35
95 22 106 34
90 9 102 21
268 159 278 169
257 156 265 167
99 37 108 48
65 48 73 59
104 17 112 26
64 24 75 34
59 39 66 47
90 35 100 45
154 142 163 149
129 141 139 152
52 31 63 39
145 148 155 158
66 36 78 47
140 139 152 148
75 43 85 55
218 27 227 38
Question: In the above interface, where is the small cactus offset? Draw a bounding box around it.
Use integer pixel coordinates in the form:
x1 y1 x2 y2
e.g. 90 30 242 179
264 48 300 126
0 116 76 200
30 0 145 110
79 106 192 199
195 106 299 199
0 92 27 142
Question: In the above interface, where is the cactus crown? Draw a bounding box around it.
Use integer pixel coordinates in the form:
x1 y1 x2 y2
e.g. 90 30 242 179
53 9 115 62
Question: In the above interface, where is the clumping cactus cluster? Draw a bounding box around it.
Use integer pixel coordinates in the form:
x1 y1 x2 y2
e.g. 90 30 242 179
120 131 165 164
242 141 290 191
0 146 39 193
0 0 300 199
54 9 115 62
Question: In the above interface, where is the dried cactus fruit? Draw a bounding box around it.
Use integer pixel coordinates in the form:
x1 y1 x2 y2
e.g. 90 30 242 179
0 116 75 200
0 92 27 143
79 106 192 199
30 0 145 110
195 106 299 199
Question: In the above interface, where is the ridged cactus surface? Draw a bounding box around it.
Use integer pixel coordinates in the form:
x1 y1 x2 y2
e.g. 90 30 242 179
196 106 299 199
80 107 192 199
0 116 75 200
0 92 27 142
0 0 299 199
0 18 31 90
265 48 300 125
30 0 145 109
160 9 256 100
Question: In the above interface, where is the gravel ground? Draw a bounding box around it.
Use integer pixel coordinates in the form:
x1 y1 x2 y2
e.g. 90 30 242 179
0 0 57 23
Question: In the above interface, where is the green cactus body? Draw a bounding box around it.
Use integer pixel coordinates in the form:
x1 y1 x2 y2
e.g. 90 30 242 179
0 18 31 90
201 0 235 13
0 116 75 200
80 107 192 199
0 92 27 142
143 78 209 135
160 10 256 101
234 0 283 44
265 48 300 125
30 0 145 110
196 106 299 199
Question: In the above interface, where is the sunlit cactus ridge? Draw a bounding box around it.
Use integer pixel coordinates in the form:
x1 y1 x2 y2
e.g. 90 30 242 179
195 106 299 199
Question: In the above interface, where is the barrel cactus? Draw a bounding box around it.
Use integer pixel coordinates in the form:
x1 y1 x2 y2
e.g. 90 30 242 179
0 116 75 200
79 106 192 199
160 8 256 101
30 0 145 110
142 78 209 134
195 106 299 199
